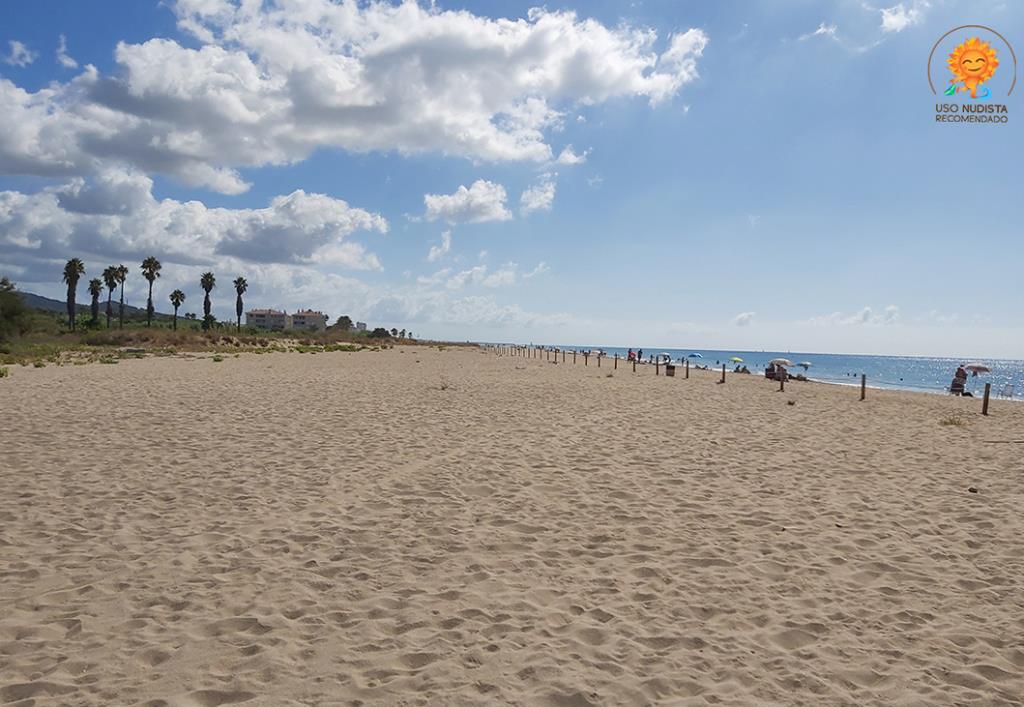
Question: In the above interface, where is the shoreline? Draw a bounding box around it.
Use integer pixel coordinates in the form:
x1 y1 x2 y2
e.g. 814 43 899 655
486 345 1019 405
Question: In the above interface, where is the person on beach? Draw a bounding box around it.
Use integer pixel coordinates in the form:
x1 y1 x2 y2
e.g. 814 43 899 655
637 349 643 363
627 349 635 362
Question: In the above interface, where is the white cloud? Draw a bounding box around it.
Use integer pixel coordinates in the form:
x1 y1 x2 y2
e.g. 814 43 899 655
56 35 78 69
482 263 518 288
799 23 839 42
418 261 527 290
520 175 556 216
523 262 550 279
0 168 387 273
878 2 928 33
4 41 37 67
424 180 512 224
808 305 900 326
555 146 589 165
732 311 755 327
0 2 707 193
427 230 452 262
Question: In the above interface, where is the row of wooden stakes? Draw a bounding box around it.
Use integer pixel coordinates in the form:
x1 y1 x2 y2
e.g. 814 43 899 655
485 345 995 416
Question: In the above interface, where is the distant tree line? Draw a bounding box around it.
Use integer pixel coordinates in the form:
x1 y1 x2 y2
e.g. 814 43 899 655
56 257 250 333
0 259 416 342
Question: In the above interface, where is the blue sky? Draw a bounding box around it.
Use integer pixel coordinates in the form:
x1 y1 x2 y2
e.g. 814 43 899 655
0 0 1021 357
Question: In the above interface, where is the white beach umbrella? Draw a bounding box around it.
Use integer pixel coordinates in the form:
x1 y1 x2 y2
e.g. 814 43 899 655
798 361 812 369
964 362 991 373
769 358 793 366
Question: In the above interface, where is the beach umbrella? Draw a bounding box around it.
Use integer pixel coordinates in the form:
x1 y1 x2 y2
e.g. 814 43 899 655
769 358 793 366
730 356 744 363
964 363 991 373
688 353 703 358
798 361 812 370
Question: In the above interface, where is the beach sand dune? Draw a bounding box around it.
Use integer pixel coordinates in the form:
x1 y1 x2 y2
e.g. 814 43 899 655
1 347 1022 705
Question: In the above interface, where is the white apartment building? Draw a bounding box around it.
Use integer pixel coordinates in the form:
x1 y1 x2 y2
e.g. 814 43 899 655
291 309 328 332
245 308 290 331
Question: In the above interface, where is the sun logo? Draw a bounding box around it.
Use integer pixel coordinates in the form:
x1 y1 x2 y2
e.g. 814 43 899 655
946 37 999 98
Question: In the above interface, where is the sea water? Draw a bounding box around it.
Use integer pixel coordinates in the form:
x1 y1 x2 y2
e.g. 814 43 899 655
538 346 1024 398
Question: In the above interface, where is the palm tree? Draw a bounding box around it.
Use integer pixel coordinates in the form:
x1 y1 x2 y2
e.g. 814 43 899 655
140 256 162 327
169 289 185 331
115 264 128 329
200 272 216 330
232 276 247 332
62 258 85 331
88 278 103 326
102 266 118 328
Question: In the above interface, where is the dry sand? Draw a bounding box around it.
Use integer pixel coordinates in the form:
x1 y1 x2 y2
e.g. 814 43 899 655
1 346 1022 706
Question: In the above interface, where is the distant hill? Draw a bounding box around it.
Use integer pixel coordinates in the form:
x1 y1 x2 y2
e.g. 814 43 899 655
18 290 174 319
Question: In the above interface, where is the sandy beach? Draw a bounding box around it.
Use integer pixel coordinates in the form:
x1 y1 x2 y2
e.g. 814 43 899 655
1 346 1022 706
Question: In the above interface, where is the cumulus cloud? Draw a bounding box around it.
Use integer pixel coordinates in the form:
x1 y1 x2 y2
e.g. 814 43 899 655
424 180 512 224
0 2 707 193
56 35 78 69
4 40 37 67
732 311 755 327
0 169 388 275
808 305 900 326
520 175 556 216
555 146 589 165
879 2 928 33
427 230 452 262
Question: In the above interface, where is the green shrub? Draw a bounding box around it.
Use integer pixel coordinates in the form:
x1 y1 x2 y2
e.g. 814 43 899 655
33 361 46 368
212 355 224 362
0 277 32 342
0 366 8 378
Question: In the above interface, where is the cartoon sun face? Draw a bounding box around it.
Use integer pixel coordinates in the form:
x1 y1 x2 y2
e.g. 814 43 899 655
947 37 999 97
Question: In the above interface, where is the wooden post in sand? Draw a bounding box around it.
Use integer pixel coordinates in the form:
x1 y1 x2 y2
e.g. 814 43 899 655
573 351 576 364
982 383 991 416
860 374 866 401
614 354 618 370
721 364 726 384
562 350 565 363
685 359 689 378
584 352 589 366
597 354 601 367
779 376 785 392
656 360 660 376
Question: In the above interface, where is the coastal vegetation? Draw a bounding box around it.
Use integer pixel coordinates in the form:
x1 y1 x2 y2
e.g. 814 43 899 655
0 257 433 367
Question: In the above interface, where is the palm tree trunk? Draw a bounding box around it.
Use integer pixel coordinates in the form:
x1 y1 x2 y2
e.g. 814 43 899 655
173 306 178 331
119 286 125 329
91 296 99 325
105 291 112 328
66 283 76 331
146 280 154 327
